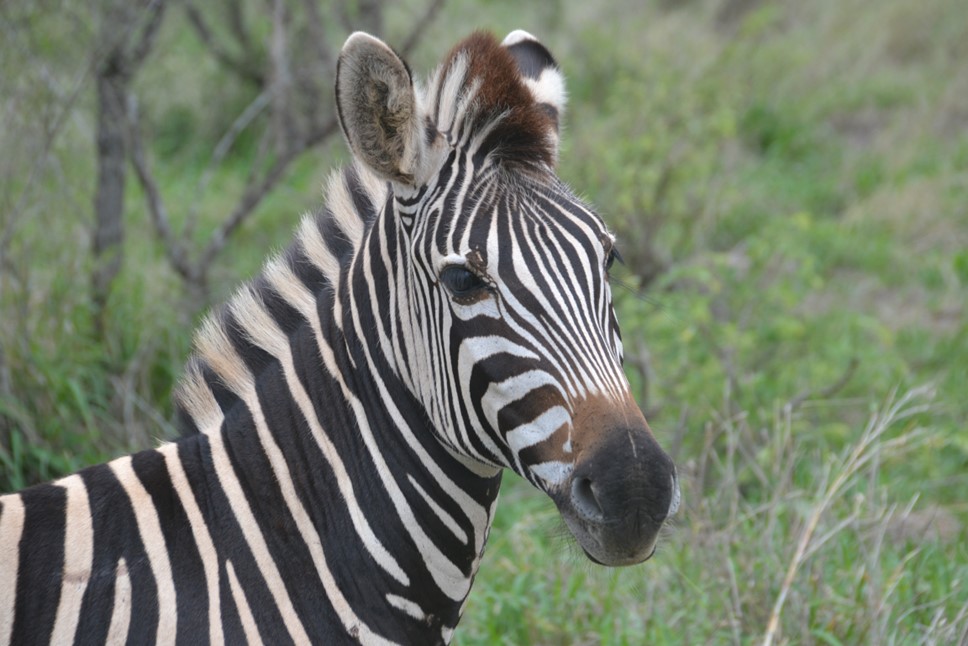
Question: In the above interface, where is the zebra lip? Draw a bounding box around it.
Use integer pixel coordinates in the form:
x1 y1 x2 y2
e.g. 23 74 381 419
583 548 605 566
577 539 656 567
560 511 660 567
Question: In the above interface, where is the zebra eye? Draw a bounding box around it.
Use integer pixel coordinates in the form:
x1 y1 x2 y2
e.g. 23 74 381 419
605 246 623 273
439 265 488 297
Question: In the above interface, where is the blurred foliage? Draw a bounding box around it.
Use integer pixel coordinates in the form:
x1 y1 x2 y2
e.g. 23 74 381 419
1 0 967 641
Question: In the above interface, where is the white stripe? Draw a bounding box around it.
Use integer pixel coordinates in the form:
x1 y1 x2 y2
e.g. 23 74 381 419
454 335 540 466
298 210 341 281
506 238 595 395
105 557 132 645
523 70 567 112
543 207 626 397
505 406 571 454
501 29 537 46
351 160 389 233
460 336 538 362
49 476 93 644
161 443 224 646
110 455 178 645
484 204 584 399
407 475 467 545
526 220 608 377
206 424 312 645
529 461 573 486
226 560 261 645
481 370 563 434
434 54 470 134
0 494 25 645
385 593 425 621
297 212 344 331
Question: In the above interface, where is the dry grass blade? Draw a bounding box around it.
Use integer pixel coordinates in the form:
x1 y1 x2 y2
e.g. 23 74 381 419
760 386 935 646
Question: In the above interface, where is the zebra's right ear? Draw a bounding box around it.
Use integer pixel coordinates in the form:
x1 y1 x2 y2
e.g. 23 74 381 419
336 32 424 185
502 30 566 159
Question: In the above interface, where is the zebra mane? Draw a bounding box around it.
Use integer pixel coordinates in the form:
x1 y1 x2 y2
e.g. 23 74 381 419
173 160 386 436
424 31 564 171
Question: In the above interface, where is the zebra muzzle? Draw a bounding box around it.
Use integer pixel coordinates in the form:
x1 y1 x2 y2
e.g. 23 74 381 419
554 405 679 566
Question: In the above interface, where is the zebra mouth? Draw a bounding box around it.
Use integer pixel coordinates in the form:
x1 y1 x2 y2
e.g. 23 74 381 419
579 542 657 566
560 510 661 567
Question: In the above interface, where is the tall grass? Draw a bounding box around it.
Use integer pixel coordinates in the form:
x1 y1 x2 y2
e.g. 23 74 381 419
459 388 966 644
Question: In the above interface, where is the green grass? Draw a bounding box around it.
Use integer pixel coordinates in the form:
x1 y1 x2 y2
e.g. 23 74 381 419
462 390 967 645
2 0 967 643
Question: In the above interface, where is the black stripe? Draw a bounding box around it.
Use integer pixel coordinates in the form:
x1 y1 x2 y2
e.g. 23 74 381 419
12 484 65 645
318 205 354 262
224 307 276 381
217 396 307 645
256 274 303 339
130 449 208 645
287 241 329 298
75 463 158 645
216 559 247 644
178 429 294 644
345 164 378 223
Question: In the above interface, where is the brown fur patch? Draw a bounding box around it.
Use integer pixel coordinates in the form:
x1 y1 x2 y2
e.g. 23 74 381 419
443 32 557 168
569 393 653 458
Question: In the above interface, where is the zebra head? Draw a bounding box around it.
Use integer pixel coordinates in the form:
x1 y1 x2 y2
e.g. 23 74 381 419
336 31 680 566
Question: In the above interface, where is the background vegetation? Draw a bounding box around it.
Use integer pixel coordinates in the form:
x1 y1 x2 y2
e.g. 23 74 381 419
2 0 966 643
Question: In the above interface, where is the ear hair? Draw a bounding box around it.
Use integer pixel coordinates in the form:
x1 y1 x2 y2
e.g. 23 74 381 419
336 32 424 185
502 30 567 135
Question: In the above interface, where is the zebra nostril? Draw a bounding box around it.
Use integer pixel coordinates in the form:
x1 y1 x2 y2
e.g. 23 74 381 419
571 476 604 522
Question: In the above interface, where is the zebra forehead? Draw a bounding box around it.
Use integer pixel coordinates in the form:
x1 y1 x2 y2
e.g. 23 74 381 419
455 174 603 225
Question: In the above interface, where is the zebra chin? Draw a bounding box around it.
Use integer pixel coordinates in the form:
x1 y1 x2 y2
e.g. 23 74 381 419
547 414 680 567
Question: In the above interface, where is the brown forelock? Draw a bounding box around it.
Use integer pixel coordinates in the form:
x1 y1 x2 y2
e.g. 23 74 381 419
569 393 654 457
443 31 556 168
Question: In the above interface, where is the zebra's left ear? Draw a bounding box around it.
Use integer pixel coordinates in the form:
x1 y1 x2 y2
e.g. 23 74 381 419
336 32 424 185
502 30 567 151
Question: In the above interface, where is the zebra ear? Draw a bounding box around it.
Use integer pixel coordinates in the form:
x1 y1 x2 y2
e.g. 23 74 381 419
502 30 567 138
336 32 424 185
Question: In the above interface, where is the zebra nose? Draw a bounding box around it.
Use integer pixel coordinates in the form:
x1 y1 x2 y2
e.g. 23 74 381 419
570 475 604 522
567 425 676 527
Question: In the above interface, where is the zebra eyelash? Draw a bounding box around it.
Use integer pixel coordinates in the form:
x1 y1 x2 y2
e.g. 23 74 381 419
605 246 623 273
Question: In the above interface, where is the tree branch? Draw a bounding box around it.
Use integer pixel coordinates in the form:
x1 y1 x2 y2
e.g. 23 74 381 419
298 0 333 71
223 0 254 53
126 96 195 282
125 0 167 70
268 0 296 154
196 116 339 278
184 89 272 244
399 0 447 58
183 1 264 85
134 0 448 293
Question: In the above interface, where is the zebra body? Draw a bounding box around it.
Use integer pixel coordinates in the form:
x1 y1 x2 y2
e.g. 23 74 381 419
0 30 679 644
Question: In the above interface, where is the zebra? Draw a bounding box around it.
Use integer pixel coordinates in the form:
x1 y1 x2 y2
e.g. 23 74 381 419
0 29 680 645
